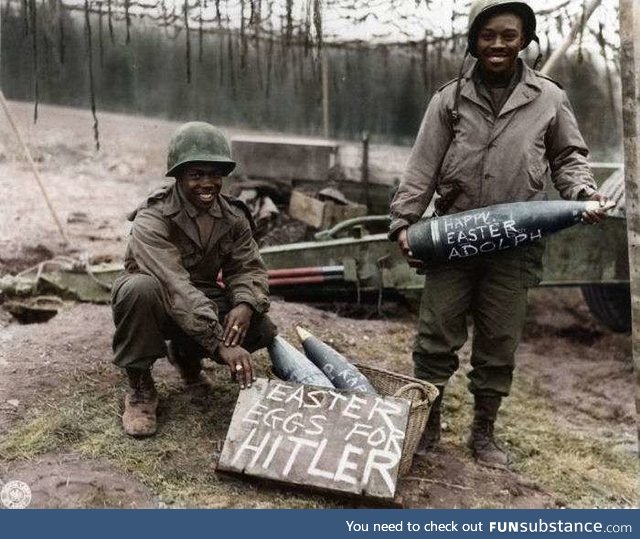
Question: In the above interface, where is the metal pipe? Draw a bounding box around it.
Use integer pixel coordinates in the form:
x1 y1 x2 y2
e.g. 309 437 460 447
268 274 343 286
267 265 343 278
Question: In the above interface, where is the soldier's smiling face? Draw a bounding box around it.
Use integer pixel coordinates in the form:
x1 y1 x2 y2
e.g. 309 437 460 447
476 12 525 76
177 163 223 210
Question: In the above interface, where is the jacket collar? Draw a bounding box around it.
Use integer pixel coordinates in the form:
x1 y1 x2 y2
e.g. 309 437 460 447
498 60 542 116
461 59 542 117
162 183 223 219
162 182 228 250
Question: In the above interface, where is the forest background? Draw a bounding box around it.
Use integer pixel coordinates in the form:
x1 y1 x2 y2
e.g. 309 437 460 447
0 0 624 161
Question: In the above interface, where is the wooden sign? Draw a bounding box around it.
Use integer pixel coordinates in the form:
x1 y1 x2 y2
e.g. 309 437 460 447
217 378 411 500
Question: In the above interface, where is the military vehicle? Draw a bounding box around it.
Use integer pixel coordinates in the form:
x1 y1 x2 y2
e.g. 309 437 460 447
258 163 630 333
0 137 628 334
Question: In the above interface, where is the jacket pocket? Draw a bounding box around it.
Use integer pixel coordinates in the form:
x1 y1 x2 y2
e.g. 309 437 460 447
216 239 236 266
527 148 548 191
218 238 234 254
439 140 459 179
179 244 201 268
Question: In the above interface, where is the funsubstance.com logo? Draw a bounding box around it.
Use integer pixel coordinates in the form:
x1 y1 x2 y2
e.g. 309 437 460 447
1 480 32 509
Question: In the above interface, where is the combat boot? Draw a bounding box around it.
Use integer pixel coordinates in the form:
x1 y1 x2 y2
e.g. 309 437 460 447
167 341 215 392
122 369 159 438
415 385 445 456
468 395 511 470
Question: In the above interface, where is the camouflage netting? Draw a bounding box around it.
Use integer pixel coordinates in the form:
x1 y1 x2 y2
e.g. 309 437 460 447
0 0 621 149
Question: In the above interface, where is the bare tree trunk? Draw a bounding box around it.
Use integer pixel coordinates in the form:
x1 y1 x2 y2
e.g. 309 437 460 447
619 0 640 453
541 0 602 75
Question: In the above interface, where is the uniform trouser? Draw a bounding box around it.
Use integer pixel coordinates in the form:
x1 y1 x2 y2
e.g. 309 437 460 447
111 273 278 371
413 244 543 397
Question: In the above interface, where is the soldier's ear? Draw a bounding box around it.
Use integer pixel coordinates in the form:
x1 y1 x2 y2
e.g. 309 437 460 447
174 165 189 182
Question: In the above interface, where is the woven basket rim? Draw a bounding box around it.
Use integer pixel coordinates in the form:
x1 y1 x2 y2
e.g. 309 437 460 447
354 363 437 475
354 363 440 406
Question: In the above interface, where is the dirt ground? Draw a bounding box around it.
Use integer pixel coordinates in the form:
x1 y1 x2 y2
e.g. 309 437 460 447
0 102 637 509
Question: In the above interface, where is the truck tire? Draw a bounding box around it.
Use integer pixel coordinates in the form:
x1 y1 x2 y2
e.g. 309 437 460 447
581 284 631 333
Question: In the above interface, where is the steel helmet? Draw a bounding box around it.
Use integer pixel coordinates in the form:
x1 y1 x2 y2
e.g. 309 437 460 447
166 121 236 177
467 0 538 57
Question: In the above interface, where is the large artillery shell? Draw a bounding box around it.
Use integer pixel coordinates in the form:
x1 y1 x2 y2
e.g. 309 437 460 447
267 336 335 388
407 200 613 264
296 326 377 394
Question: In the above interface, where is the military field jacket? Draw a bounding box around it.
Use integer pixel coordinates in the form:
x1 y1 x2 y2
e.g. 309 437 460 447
123 182 270 354
389 60 597 239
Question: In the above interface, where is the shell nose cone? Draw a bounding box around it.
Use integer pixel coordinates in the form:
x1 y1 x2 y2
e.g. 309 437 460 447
268 336 334 389
295 326 313 342
298 330 377 395
584 199 615 212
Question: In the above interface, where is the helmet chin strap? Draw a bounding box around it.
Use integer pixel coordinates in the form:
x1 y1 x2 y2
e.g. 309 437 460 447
451 48 470 127
531 35 543 70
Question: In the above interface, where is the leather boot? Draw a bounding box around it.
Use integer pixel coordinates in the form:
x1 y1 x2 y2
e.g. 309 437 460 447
122 369 159 438
468 395 511 470
415 385 445 456
167 341 215 392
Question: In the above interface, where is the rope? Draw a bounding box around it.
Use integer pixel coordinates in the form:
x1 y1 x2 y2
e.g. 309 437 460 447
15 254 113 292
76 252 113 291
15 256 76 278
0 91 70 245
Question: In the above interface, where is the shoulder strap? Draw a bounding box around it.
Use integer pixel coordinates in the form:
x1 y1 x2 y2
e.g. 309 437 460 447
534 71 564 89
127 181 173 221
220 194 257 233
436 77 459 93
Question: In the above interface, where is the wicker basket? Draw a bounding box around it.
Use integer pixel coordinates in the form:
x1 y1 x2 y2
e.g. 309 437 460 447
355 364 440 476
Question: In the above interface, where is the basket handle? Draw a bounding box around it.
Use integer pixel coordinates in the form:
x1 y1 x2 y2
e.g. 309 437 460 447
393 382 433 409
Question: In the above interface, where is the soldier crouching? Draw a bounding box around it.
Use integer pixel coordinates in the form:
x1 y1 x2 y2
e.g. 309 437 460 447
111 121 277 438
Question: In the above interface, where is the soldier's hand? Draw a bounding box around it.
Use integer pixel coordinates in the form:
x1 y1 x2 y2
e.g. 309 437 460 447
218 344 255 389
223 303 253 347
398 228 426 269
582 192 611 225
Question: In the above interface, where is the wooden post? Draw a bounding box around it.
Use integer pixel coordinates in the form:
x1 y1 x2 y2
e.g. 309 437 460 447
619 0 640 452
361 131 370 210
322 50 330 139
0 0 3 81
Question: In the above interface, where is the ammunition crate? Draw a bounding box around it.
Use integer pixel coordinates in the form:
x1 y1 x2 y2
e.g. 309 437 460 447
288 190 367 230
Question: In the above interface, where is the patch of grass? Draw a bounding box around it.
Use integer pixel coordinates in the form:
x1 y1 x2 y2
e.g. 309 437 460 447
503 378 639 508
0 368 341 508
428 365 638 508
0 345 636 508
0 414 82 459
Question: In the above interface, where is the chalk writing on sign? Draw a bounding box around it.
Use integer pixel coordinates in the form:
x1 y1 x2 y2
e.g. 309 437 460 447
439 210 542 260
217 378 411 500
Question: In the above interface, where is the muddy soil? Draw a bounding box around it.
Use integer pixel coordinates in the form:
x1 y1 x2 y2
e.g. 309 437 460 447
0 102 636 509
0 453 156 509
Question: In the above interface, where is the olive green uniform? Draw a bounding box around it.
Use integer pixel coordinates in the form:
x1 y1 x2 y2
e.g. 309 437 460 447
390 60 597 396
414 244 543 396
389 61 596 237
112 182 277 371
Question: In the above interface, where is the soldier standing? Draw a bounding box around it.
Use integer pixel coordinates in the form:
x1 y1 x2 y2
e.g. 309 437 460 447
389 0 609 469
111 122 277 438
